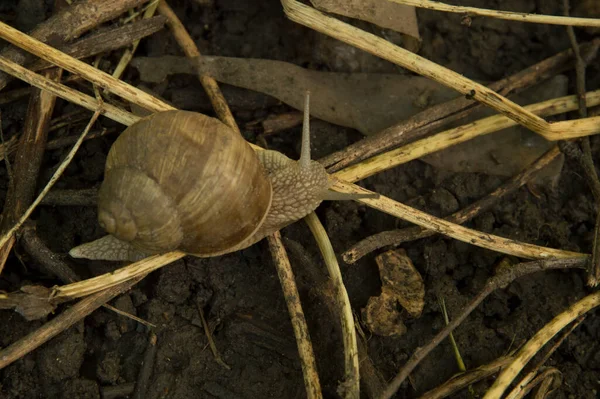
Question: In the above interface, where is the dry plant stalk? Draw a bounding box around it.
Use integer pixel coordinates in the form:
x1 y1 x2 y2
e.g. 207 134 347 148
483 291 600 398
342 146 562 263
504 317 583 399
0 57 139 125
267 231 323 399
0 0 152 90
0 68 62 275
304 213 359 399
331 180 586 260
335 89 600 183
390 0 600 27
0 111 101 251
279 0 600 139
419 355 515 399
0 20 173 113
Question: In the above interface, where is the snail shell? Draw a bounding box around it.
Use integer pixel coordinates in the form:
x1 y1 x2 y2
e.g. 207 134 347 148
97 110 272 256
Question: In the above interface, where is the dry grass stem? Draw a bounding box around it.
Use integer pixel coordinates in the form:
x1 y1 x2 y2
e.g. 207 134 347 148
0 56 139 126
342 146 561 263
335 89 600 183
0 0 152 90
280 0 600 140
483 291 600 398
304 212 359 399
103 304 156 328
267 231 323 399
419 355 515 399
504 317 583 399
196 305 231 370
331 180 586 260
321 38 600 172
157 1 240 134
0 20 174 113
390 0 600 27
0 111 100 251
51 251 186 300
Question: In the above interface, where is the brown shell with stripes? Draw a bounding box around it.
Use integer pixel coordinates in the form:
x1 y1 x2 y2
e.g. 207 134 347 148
96 110 272 256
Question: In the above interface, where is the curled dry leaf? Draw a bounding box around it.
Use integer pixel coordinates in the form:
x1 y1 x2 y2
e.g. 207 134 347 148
310 0 420 42
362 249 425 337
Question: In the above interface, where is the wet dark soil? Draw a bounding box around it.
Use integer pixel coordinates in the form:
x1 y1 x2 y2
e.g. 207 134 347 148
1 0 600 398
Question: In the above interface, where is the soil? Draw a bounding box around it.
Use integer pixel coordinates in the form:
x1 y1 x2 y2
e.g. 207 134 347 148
1 0 600 398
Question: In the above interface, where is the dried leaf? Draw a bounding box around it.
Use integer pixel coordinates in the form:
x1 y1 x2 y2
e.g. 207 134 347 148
130 55 459 135
0 285 55 320
311 0 420 41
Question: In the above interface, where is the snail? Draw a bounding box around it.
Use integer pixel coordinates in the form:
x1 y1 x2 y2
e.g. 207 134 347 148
69 93 375 262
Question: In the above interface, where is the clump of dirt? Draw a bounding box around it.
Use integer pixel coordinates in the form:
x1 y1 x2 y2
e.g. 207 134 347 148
1 1 600 398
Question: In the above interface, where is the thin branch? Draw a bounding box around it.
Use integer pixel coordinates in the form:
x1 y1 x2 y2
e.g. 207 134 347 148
0 19 173 113
0 0 152 90
157 0 241 135
0 111 100 250
321 39 600 172
0 56 139 126
0 275 144 370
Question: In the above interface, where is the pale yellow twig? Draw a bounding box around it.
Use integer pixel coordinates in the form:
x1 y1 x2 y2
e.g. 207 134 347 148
0 20 173 113
51 252 186 300
0 57 139 126
331 180 587 261
334 89 600 183
280 1 600 140
390 0 600 27
305 212 359 399
483 291 600 399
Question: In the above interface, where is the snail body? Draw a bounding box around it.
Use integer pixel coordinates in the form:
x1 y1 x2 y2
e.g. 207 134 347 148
70 94 368 262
